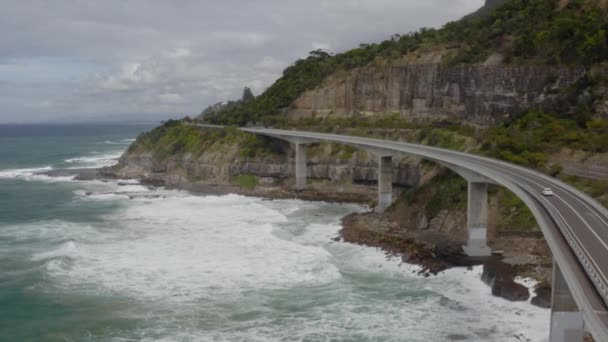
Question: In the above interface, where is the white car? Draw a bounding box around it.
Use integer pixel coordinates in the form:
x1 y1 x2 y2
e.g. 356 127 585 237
541 188 554 196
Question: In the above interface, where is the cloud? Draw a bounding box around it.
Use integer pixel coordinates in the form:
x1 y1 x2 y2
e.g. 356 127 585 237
212 32 272 49
254 56 287 71
162 47 192 60
0 0 484 123
159 92 183 104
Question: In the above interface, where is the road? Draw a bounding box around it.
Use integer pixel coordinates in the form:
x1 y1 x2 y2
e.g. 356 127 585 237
234 127 608 340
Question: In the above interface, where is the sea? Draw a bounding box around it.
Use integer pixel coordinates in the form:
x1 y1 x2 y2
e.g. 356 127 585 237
0 124 550 341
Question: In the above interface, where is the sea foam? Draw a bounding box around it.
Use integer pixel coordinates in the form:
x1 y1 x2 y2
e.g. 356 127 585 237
21 183 550 341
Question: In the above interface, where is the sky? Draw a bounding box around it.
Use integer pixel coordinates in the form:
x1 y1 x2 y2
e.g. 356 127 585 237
0 0 484 124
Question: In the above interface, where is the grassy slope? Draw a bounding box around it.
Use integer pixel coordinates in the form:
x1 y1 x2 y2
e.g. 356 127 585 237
128 120 284 161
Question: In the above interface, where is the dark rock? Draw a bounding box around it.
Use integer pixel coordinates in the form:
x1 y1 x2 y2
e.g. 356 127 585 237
433 241 486 267
531 285 552 309
482 260 530 302
491 279 530 302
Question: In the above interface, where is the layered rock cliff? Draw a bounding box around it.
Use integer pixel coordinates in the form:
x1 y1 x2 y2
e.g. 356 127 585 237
286 63 587 125
106 125 427 205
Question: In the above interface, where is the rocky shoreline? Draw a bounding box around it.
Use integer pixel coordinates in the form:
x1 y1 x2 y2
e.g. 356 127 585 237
339 212 550 307
48 166 553 309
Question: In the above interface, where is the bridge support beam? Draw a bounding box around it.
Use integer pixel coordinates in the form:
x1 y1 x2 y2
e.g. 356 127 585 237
377 155 393 213
295 143 307 191
462 182 492 257
550 261 584 342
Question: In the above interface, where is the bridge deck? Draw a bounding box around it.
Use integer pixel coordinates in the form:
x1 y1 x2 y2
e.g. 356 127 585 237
197 125 608 340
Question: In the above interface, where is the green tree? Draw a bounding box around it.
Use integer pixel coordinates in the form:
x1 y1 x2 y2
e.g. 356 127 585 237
242 87 254 102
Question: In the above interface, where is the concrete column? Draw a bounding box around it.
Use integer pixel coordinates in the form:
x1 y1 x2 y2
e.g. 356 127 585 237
550 261 584 342
462 182 492 257
377 156 393 213
295 143 307 190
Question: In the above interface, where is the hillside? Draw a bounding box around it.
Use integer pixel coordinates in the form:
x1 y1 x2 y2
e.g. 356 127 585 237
462 0 508 20
201 0 608 126
108 0 608 312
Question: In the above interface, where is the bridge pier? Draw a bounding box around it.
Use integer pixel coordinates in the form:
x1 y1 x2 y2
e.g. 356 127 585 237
295 143 307 190
441 164 494 257
462 182 492 257
377 155 393 213
550 261 584 342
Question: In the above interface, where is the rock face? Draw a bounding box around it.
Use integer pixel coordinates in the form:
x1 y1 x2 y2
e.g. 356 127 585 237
287 64 586 125
109 140 424 192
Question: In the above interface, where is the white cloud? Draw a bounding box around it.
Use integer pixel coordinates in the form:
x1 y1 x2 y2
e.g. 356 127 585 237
158 92 183 104
0 0 484 123
212 31 272 48
162 47 192 59
254 56 287 71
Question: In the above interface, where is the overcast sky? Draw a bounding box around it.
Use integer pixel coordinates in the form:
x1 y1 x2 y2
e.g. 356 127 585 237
0 0 483 124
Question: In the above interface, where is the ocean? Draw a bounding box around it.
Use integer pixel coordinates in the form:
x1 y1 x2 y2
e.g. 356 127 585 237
0 124 550 341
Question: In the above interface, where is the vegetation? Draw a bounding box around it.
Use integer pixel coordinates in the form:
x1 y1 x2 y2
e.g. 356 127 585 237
496 189 539 232
230 174 259 189
129 120 205 159
242 87 254 102
129 121 284 160
201 0 608 126
481 111 608 168
559 174 608 207
395 170 468 220
423 173 468 219
443 0 608 65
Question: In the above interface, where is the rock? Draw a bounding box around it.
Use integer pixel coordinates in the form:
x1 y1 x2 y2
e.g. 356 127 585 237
531 285 552 309
491 280 530 302
287 63 587 126
433 241 483 267
482 260 530 302
417 214 429 230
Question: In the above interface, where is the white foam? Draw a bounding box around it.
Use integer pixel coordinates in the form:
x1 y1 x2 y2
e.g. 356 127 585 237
103 138 136 144
0 166 52 178
31 241 78 261
0 220 100 244
25 189 549 341
64 151 123 168
44 194 342 305
0 166 77 183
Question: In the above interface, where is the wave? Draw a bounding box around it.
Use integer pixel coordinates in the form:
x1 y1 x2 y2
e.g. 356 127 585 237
31 241 79 261
0 220 100 244
101 138 136 145
0 166 52 178
15 189 549 341
0 166 75 182
64 151 123 168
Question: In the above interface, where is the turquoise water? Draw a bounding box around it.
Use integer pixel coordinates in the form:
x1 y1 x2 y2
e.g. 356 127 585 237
0 125 550 341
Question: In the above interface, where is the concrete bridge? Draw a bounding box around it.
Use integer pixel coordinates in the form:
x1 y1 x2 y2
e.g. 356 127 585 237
199 125 608 342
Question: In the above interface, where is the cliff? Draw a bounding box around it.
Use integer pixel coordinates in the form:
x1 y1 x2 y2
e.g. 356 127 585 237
107 124 427 205
286 63 587 125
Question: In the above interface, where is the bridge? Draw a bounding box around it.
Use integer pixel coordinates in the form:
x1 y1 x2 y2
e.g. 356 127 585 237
198 124 608 342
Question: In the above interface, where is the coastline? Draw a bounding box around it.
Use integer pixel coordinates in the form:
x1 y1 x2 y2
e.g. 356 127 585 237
51 166 554 308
